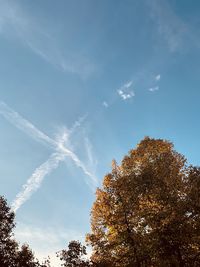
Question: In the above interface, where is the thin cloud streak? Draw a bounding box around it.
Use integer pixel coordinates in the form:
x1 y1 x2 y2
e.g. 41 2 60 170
85 137 98 176
11 152 65 212
0 101 56 149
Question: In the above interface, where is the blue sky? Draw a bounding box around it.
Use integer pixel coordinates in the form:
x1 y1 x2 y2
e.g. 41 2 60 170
1 0 200 264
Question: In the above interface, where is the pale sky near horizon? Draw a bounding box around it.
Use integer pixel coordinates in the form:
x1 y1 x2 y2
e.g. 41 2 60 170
1 0 200 265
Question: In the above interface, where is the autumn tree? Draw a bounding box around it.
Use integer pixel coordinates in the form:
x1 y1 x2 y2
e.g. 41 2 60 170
57 240 91 267
86 137 200 267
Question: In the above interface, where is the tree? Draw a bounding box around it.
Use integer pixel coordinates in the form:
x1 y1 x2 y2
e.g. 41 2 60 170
57 240 91 267
0 196 18 266
40 257 52 267
16 244 41 267
86 137 200 267
0 196 44 267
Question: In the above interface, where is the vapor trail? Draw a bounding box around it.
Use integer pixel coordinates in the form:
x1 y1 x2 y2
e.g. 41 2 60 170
11 152 65 212
0 101 97 211
0 101 96 182
56 142 97 188
0 101 56 149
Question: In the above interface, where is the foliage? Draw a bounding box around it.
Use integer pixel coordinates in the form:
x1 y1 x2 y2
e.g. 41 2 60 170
0 196 45 267
57 240 91 267
16 244 41 267
0 196 18 266
86 137 200 267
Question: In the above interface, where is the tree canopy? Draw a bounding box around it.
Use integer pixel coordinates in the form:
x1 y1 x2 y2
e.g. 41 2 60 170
57 240 91 267
86 137 200 267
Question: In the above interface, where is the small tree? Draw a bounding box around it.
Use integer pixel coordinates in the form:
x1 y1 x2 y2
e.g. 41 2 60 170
57 240 91 267
17 244 41 267
40 257 52 267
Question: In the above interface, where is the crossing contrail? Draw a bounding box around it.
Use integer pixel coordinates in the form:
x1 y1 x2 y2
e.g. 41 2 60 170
0 101 97 211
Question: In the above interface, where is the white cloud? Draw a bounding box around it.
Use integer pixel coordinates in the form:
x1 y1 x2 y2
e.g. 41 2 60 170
117 80 135 101
155 74 161 81
148 86 159 92
119 91 135 100
102 101 108 108
0 101 97 211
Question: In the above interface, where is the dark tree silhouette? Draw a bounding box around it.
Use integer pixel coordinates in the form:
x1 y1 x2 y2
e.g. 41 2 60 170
57 240 91 267
0 196 44 267
16 244 41 267
0 196 18 266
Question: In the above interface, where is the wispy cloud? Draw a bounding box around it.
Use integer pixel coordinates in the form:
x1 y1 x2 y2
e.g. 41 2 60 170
155 74 161 81
0 101 97 211
147 73 160 92
68 114 88 135
102 101 108 108
147 0 187 52
117 80 135 101
15 223 85 266
148 86 159 92
123 81 133 88
0 0 96 78
84 137 98 174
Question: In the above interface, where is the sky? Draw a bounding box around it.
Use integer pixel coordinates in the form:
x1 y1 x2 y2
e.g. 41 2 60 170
1 0 200 265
